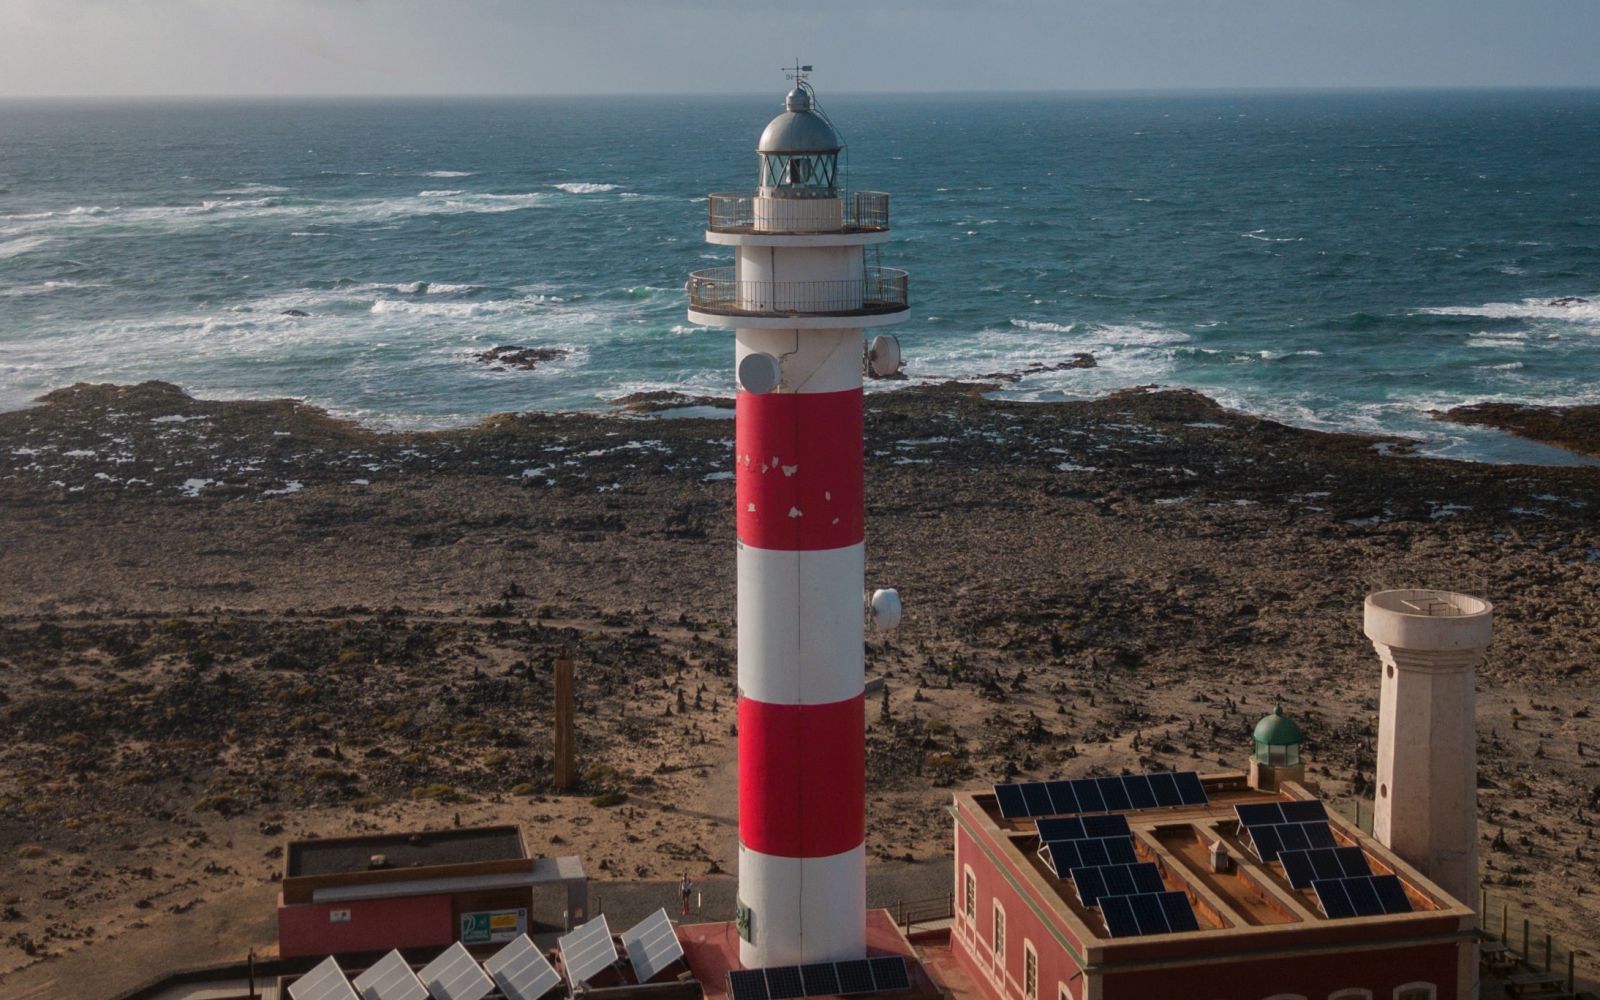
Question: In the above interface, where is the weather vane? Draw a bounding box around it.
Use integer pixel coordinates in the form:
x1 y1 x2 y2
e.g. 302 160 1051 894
785 60 813 87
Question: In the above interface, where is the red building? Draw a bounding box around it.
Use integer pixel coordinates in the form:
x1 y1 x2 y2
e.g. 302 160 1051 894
949 775 1475 1000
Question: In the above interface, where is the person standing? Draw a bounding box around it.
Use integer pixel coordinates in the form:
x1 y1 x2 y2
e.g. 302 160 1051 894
679 872 694 918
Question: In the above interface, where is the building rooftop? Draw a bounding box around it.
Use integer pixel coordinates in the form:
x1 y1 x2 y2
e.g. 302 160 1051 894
955 773 1473 957
286 824 526 877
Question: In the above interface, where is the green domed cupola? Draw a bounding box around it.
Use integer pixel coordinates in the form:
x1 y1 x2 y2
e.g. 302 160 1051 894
1252 705 1303 766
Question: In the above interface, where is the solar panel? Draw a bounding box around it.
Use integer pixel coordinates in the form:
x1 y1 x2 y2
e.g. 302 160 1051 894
869 957 911 992
728 969 769 1000
1036 817 1086 842
419 943 494 1000
1097 776 1133 811
1071 863 1164 907
1335 846 1371 878
352 951 428 1000
1129 892 1168 934
559 915 619 987
799 963 840 996
1278 849 1318 889
1235 803 1284 828
621 908 685 985
1099 894 1140 937
1095 892 1198 937
1122 774 1158 810
1148 772 1182 807
1018 782 1052 816
1276 823 1311 854
484 935 562 1000
1084 814 1132 839
1044 841 1082 875
291 957 359 1000
1070 778 1106 814
1158 891 1202 932
1077 838 1111 868
1280 800 1328 823
994 783 1027 818
1249 824 1284 862
835 959 876 995
1045 780 1079 814
1303 822 1338 849
765 966 806 1000
1313 876 1413 919
1173 771 1209 806
1370 875 1413 914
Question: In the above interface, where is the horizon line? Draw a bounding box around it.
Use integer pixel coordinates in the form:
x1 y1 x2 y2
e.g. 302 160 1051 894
4 83 1600 102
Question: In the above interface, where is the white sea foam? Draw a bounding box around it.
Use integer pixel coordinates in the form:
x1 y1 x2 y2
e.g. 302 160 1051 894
422 170 475 178
418 189 467 197
1241 230 1303 243
0 235 49 259
214 183 289 195
1420 296 1600 324
1 280 91 297
1465 334 1530 350
554 182 619 194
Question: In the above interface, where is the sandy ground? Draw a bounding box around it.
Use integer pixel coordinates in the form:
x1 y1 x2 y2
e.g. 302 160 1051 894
1 379 1598 997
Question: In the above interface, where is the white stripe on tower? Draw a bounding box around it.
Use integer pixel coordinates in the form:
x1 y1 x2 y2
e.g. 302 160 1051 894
736 323 866 967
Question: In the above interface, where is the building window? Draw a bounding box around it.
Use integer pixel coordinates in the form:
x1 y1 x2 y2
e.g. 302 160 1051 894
1023 943 1037 1000
992 903 1005 962
1394 987 1435 1000
964 867 977 923
1059 984 1073 1000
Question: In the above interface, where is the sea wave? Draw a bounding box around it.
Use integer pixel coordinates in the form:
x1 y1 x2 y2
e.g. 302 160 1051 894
213 183 290 195
1 280 93 297
422 170 475 178
1419 296 1600 324
554 182 619 194
0 235 50 259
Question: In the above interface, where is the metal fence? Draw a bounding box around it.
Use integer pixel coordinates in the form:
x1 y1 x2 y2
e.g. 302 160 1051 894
706 190 890 233
686 266 909 317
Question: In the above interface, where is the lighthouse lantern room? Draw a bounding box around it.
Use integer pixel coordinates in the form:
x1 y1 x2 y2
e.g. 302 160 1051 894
686 69 909 969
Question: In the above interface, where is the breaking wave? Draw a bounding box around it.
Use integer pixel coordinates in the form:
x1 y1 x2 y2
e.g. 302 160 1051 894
554 182 620 194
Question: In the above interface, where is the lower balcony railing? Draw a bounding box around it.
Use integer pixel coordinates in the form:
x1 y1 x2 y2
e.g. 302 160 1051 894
686 266 909 317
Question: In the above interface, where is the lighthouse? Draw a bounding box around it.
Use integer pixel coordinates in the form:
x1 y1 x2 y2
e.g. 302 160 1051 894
686 70 909 968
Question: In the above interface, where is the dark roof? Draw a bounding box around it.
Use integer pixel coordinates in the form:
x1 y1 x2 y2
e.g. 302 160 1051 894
287 825 525 878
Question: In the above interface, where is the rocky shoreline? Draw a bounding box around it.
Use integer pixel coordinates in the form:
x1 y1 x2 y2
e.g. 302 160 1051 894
1439 401 1600 459
2 380 1599 994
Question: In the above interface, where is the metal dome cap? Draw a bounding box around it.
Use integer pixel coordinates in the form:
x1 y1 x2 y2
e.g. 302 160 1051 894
1252 705 1305 747
758 89 842 154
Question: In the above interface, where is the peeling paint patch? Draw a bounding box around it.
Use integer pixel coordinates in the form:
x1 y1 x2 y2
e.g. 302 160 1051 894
787 507 802 518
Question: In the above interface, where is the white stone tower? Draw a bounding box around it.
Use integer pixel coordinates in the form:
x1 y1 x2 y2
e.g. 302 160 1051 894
1364 589 1493 910
685 71 908 967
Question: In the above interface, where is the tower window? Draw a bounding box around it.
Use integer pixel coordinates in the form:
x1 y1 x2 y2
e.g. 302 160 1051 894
1023 944 1037 1000
992 904 1005 961
964 868 976 923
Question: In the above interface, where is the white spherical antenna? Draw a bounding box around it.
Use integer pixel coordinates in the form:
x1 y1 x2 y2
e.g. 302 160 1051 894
868 335 903 378
738 352 782 394
869 588 902 631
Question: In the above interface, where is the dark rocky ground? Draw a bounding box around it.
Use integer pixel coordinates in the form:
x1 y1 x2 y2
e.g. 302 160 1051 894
1 379 1599 994
1441 401 1600 459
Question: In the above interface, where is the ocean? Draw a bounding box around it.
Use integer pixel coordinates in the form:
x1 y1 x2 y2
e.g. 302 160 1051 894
1 90 1597 463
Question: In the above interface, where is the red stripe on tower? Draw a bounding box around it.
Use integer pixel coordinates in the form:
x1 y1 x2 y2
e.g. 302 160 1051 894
737 695 867 858
736 388 864 551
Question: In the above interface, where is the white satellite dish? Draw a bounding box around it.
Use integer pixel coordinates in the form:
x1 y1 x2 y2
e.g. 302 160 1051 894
868 335 902 378
870 588 902 631
738 352 782 394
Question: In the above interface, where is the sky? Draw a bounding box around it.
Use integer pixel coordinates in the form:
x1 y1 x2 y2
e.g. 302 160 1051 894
2 0 1599 98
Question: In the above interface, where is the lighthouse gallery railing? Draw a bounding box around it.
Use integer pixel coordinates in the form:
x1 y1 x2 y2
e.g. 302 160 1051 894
687 266 908 317
706 191 890 233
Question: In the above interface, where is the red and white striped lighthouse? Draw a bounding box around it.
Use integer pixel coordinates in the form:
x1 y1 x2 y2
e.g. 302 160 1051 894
686 70 908 967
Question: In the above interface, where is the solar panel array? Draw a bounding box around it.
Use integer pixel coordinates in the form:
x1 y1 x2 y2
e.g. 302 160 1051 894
484 934 563 1000
560 915 619 987
1278 846 1371 890
352 950 428 1000
1314 875 1413 919
290 957 360 1000
994 771 1209 819
1044 837 1138 874
1070 863 1167 907
1234 801 1340 863
620 908 686 985
726 956 911 1000
419 942 495 1000
1099 891 1203 938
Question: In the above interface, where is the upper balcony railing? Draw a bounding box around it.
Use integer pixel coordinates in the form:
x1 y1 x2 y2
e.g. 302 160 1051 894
686 266 909 317
706 191 890 234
